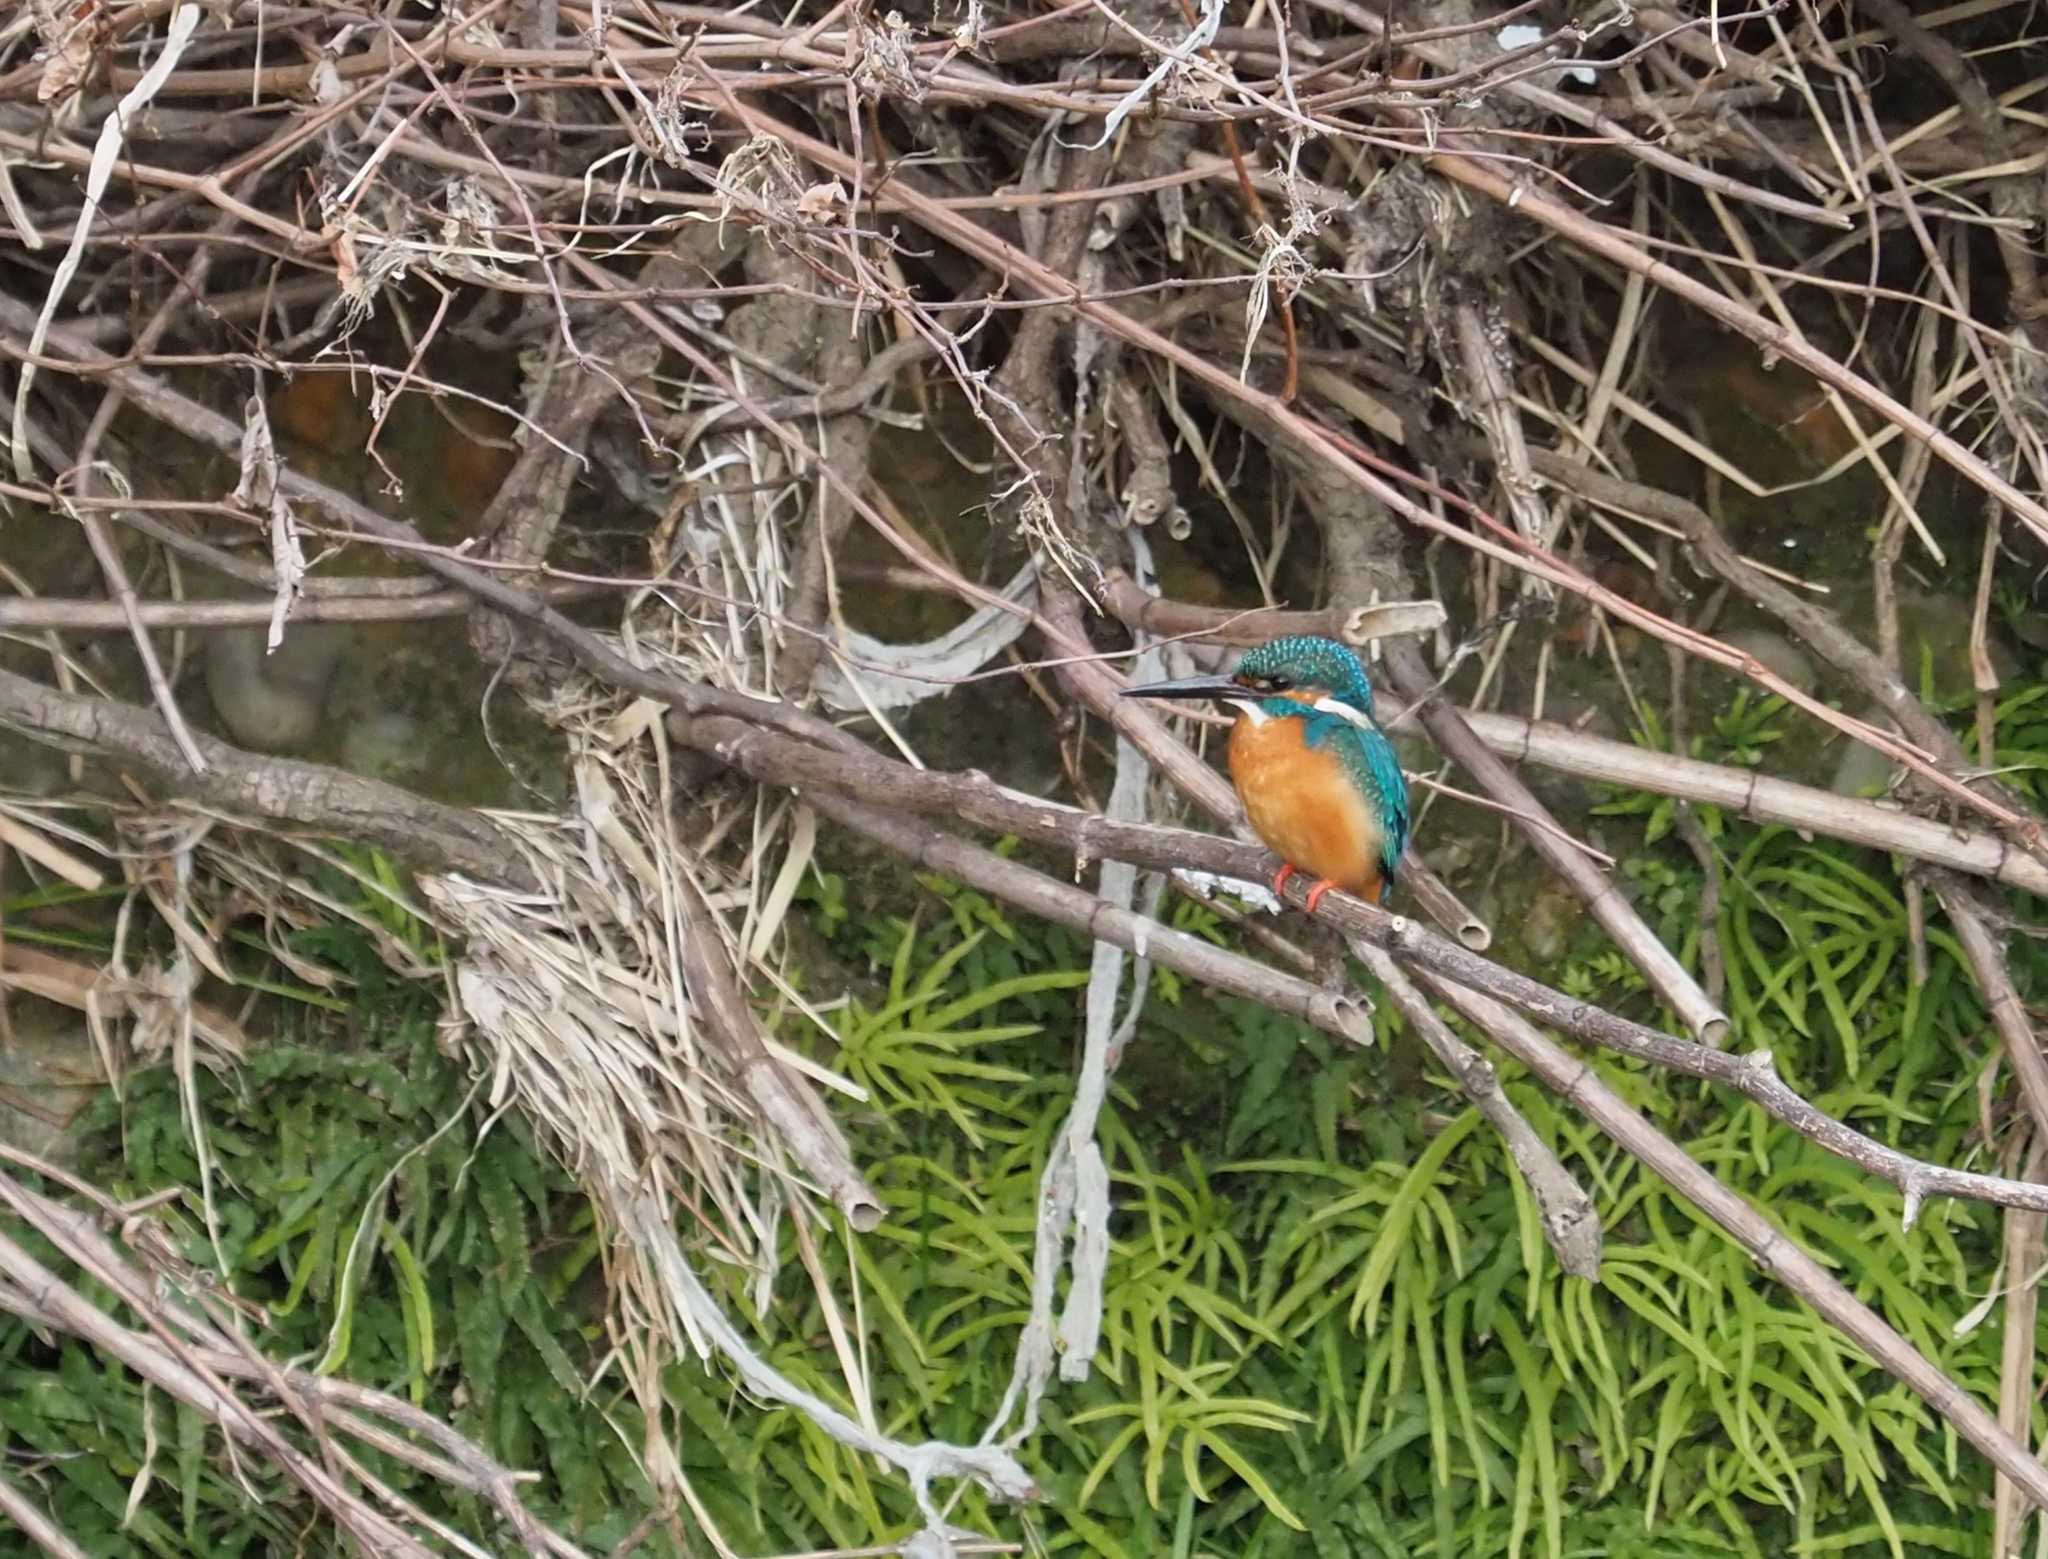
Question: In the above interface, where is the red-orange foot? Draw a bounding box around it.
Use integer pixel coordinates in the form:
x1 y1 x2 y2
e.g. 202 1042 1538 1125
1271 863 1301 898
1303 878 1339 915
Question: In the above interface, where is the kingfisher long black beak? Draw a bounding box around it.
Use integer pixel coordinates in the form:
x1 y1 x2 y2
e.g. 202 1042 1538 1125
1119 674 1242 703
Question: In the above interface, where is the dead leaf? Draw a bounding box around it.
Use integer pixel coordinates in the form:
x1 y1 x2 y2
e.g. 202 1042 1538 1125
33 0 100 108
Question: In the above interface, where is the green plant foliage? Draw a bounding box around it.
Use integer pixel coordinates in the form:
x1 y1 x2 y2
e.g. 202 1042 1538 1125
0 966 653 1556
820 911 1089 1143
6 673 2040 1556
744 822 2027 1557
1986 680 2048 809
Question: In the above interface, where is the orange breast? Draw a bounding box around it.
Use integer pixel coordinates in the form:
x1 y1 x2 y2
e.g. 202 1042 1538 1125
1228 713 1386 901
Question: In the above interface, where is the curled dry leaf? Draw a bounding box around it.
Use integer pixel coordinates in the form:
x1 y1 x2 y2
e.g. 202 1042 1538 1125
32 0 99 108
795 180 846 222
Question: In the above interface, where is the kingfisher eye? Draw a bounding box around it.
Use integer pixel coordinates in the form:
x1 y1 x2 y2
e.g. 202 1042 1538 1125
1265 675 1293 692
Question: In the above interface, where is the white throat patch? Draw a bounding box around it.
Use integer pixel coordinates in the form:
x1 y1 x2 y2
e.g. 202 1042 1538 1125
1227 698 1270 725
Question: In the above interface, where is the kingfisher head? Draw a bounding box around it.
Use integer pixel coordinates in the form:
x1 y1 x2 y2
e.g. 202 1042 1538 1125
1120 634 1381 726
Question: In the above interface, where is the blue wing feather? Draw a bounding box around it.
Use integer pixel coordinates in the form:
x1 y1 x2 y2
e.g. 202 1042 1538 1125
1358 724 1410 882
1301 711 1410 884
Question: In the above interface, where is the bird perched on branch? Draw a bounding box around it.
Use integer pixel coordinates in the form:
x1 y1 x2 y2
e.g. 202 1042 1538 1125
1121 635 1410 913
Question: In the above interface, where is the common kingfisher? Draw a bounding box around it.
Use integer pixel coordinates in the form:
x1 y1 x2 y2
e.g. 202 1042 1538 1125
1122 635 1411 913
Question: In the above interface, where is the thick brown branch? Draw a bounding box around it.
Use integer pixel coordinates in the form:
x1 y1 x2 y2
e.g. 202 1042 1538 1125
1359 941 1602 1279
802 788 2048 1512
674 875 882 1230
1382 637 1728 1043
0 667 533 890
673 709 2048 1221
